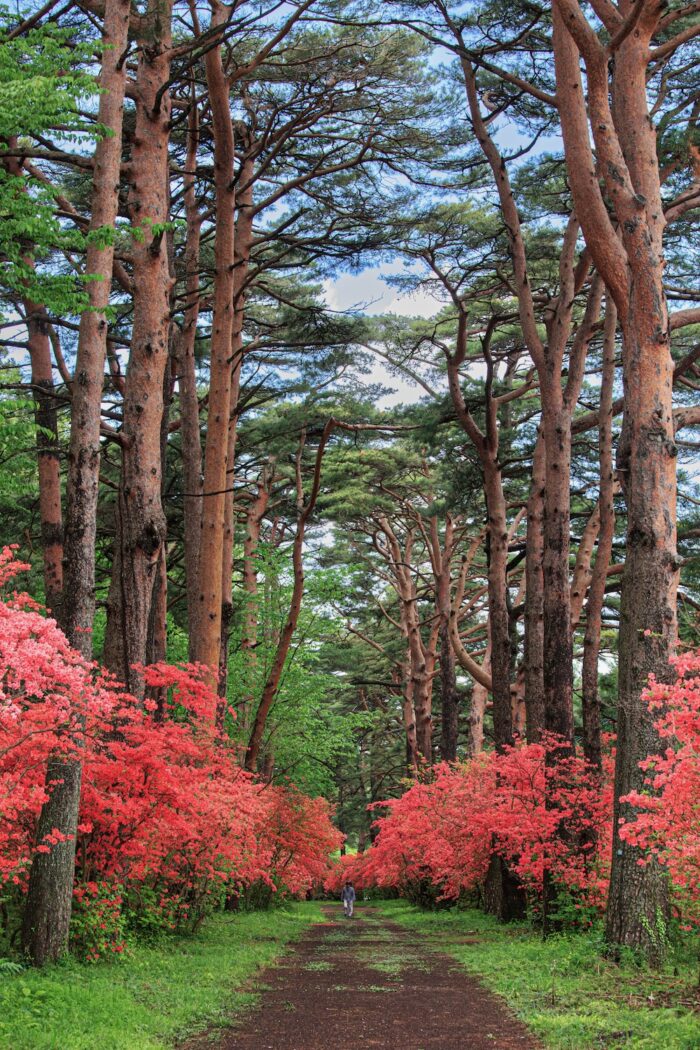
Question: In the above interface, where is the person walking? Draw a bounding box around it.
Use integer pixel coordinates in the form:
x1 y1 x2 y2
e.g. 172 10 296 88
341 880 356 918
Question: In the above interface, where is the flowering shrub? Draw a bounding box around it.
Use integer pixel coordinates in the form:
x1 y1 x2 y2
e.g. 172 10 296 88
619 651 700 927
324 852 371 896
359 757 495 901
340 738 612 916
0 549 342 956
328 654 700 929
488 739 612 910
76 663 272 933
260 786 343 897
0 547 96 888
332 688 700 930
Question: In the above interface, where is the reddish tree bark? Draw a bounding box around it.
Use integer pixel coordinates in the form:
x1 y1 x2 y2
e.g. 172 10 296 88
399 660 420 775
146 324 175 669
236 463 274 731
103 0 173 694
446 315 513 751
524 430 545 742
509 573 528 739
438 614 459 760
177 87 204 653
468 642 490 756
215 155 256 703
21 0 131 967
449 534 492 695
539 266 603 745
419 512 462 762
191 1 237 676
552 0 679 955
570 504 602 632
1 153 64 615
461 56 602 748
581 300 618 770
25 292 63 615
375 517 438 762
415 506 461 760
216 413 238 718
415 617 440 761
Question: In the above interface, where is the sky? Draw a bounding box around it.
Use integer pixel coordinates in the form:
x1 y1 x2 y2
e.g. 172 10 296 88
324 263 442 408
324 263 439 320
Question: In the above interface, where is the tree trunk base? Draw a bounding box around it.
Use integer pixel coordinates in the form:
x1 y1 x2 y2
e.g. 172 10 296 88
482 853 526 922
605 853 670 963
22 756 82 966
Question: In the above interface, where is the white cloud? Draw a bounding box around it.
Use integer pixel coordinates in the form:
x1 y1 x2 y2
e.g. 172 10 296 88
324 263 440 319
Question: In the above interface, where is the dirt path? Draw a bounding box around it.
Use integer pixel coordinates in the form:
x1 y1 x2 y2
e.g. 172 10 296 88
194 903 538 1050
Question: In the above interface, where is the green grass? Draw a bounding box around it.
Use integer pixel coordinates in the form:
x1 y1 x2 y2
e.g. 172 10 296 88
6 899 697 1049
377 901 700 1049
0 902 322 1050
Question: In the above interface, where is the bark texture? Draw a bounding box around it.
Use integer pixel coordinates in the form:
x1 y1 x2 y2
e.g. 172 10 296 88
524 430 545 742
177 91 204 653
216 156 255 704
26 294 63 614
552 0 678 956
21 0 130 966
376 518 438 763
238 465 273 731
439 612 459 762
581 301 617 770
192 4 237 674
103 0 173 694
60 0 129 657
446 316 513 751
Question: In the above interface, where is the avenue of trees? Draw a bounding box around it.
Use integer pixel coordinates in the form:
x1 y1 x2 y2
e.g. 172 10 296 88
0 0 698 969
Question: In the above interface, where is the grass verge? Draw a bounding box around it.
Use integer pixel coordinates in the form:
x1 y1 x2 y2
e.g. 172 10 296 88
377 900 700 1049
0 902 322 1050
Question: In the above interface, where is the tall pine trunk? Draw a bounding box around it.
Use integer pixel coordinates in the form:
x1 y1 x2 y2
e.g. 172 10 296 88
581 301 617 770
524 430 545 741
445 322 513 750
482 465 514 748
216 160 255 704
553 0 677 956
439 610 459 761
191 4 237 675
539 271 602 744
22 0 130 966
25 293 63 614
177 92 204 654
103 0 173 693
239 466 273 731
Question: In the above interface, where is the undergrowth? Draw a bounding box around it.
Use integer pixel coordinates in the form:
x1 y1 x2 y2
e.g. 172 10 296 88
0 902 321 1050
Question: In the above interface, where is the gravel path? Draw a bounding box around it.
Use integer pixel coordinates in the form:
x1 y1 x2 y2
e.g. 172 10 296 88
189 903 539 1050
